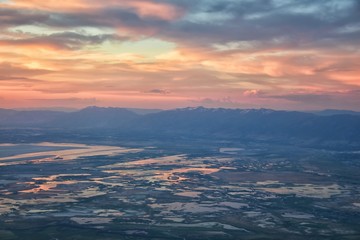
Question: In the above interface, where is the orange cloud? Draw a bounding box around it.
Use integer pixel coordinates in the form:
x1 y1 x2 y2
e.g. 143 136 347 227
5 0 183 20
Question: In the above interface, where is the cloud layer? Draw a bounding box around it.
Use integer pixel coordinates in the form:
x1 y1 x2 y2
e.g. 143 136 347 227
0 0 359 110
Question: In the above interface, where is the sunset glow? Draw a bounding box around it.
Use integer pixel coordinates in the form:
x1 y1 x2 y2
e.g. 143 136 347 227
0 0 359 110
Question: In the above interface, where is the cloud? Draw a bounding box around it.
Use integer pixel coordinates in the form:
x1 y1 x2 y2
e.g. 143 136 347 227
266 90 360 110
0 8 49 28
2 0 359 51
6 0 184 21
0 62 52 78
29 97 97 105
147 89 171 95
243 89 261 97
1 0 360 110
270 93 333 104
0 32 127 50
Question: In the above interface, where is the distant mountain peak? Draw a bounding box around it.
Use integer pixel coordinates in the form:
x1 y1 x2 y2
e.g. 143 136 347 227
83 106 118 110
173 107 276 114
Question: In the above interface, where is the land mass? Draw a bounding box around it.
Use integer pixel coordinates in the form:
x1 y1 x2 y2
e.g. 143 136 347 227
1 106 360 149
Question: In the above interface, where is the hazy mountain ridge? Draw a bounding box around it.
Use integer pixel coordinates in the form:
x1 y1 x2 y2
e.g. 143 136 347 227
311 109 360 116
45 106 139 129
1 106 360 143
0 108 66 127
133 107 360 141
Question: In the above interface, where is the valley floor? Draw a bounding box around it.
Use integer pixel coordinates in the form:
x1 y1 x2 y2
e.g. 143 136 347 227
1 141 360 239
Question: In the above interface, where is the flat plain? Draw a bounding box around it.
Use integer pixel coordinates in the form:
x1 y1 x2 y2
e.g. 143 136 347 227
1 140 360 240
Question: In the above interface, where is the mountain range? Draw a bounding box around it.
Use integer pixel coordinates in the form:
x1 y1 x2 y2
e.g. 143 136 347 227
1 106 360 144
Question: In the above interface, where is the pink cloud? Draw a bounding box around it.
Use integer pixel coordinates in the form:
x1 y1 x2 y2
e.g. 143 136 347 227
243 89 261 97
6 0 183 21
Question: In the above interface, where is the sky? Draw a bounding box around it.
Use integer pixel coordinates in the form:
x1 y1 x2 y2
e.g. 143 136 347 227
0 0 360 110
